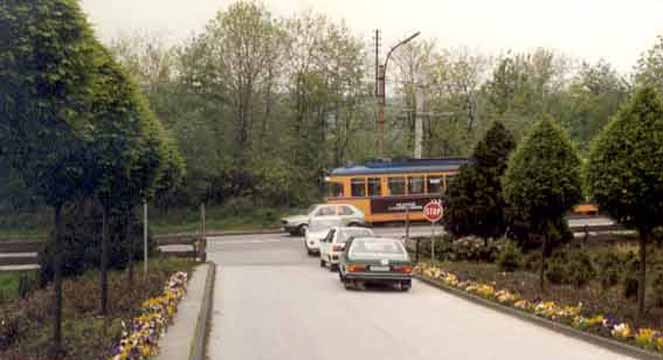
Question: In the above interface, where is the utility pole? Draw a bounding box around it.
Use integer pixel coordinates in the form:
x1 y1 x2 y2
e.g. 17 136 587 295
375 30 421 157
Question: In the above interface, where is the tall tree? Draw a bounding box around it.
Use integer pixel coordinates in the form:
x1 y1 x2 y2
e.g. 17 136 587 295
0 0 99 352
503 117 582 291
586 86 663 322
444 121 516 242
634 35 663 91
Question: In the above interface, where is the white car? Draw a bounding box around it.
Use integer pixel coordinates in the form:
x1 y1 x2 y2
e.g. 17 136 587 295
304 217 343 256
281 203 368 236
319 226 374 271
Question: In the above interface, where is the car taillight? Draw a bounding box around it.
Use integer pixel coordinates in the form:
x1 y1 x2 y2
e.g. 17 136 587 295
393 265 413 274
347 264 367 273
332 244 345 251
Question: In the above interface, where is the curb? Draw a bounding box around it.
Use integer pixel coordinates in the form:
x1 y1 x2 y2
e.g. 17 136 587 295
189 262 216 360
415 275 662 360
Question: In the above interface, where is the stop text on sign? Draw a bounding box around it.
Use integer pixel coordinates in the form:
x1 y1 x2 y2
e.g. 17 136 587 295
423 200 444 223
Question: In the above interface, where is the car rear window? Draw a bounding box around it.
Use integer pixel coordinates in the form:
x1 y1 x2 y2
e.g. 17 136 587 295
348 239 408 260
338 229 372 243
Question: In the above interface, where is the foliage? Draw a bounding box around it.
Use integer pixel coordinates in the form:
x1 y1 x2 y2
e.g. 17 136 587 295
446 236 502 262
496 240 522 272
587 86 663 318
594 251 624 289
0 258 194 359
635 35 663 90
38 200 155 283
444 121 516 240
651 272 663 308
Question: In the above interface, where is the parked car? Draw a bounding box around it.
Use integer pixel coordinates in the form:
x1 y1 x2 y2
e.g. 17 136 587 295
281 203 367 236
304 216 343 256
338 237 414 291
319 226 374 271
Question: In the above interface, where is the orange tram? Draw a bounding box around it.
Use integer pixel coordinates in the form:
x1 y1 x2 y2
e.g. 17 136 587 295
324 158 471 224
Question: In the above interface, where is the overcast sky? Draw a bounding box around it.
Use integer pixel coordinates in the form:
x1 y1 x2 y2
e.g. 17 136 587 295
80 0 663 74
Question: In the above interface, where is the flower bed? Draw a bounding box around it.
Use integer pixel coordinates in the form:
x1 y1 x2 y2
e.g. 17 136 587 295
110 272 188 360
415 263 663 354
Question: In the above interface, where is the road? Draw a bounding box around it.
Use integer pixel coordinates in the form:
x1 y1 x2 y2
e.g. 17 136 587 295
206 230 634 360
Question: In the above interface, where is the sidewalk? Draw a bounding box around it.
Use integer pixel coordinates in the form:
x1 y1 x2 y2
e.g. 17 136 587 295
155 262 213 360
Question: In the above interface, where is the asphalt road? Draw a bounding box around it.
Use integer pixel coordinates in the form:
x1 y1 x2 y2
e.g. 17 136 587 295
206 230 634 360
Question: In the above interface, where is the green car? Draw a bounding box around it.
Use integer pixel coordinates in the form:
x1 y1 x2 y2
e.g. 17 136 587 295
338 236 414 291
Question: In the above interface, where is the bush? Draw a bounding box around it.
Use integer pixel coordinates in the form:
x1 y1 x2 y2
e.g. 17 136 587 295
449 236 501 262
523 251 542 272
650 271 663 307
623 257 640 300
497 240 522 272
594 251 623 289
546 250 568 285
39 199 156 283
566 250 596 287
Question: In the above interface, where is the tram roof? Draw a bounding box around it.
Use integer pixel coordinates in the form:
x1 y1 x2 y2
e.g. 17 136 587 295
329 157 471 176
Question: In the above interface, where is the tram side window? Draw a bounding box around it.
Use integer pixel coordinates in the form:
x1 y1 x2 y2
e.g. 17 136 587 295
327 182 344 198
408 176 425 194
388 177 406 195
427 176 442 194
351 178 366 197
367 177 382 196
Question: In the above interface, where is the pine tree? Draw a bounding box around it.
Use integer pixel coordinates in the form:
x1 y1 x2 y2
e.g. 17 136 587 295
444 121 516 243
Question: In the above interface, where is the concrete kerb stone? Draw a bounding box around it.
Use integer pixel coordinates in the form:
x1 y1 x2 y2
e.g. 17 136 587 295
155 262 216 360
415 275 663 360
189 262 216 360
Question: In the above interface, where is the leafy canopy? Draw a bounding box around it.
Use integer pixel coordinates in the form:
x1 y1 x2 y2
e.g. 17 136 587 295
586 86 663 231
503 117 582 234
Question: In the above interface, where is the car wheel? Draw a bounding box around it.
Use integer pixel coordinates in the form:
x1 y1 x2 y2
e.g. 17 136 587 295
338 270 345 282
298 224 308 236
329 263 337 272
348 222 359 227
320 258 325 267
400 280 412 292
343 279 353 290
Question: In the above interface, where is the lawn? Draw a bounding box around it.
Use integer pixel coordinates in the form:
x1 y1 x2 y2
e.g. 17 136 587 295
0 271 39 303
0 257 196 360
0 205 299 240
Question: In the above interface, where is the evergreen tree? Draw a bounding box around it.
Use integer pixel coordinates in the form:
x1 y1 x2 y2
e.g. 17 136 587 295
503 117 582 291
444 121 516 243
587 86 663 322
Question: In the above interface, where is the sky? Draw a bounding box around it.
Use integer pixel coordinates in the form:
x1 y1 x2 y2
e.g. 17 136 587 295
80 0 663 74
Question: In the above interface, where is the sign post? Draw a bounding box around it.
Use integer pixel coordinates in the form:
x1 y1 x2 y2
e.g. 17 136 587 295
422 200 444 261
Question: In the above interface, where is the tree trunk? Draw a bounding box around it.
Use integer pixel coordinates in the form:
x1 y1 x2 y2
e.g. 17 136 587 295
539 235 547 293
637 230 648 325
51 203 64 354
100 201 109 316
127 211 134 287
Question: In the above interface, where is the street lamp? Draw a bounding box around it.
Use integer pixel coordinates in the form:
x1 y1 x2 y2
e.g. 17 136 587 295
376 31 421 156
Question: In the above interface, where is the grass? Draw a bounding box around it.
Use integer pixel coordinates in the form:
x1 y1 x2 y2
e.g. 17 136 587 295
0 271 39 303
0 205 299 240
0 256 196 359
149 205 292 235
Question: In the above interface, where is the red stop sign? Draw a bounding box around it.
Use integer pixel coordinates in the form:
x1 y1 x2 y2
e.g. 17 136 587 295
423 200 444 223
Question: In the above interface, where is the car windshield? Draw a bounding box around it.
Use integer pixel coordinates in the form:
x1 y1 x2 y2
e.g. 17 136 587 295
338 228 373 243
309 218 342 232
348 239 408 260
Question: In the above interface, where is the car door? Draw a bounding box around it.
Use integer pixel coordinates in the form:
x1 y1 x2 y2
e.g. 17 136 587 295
337 205 355 224
320 229 335 259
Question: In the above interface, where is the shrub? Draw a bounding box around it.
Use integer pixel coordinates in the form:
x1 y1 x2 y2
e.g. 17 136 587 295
523 251 542 272
497 240 522 272
623 257 640 300
546 250 568 285
566 250 596 287
450 236 502 262
650 271 663 307
594 251 623 289
39 199 155 283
